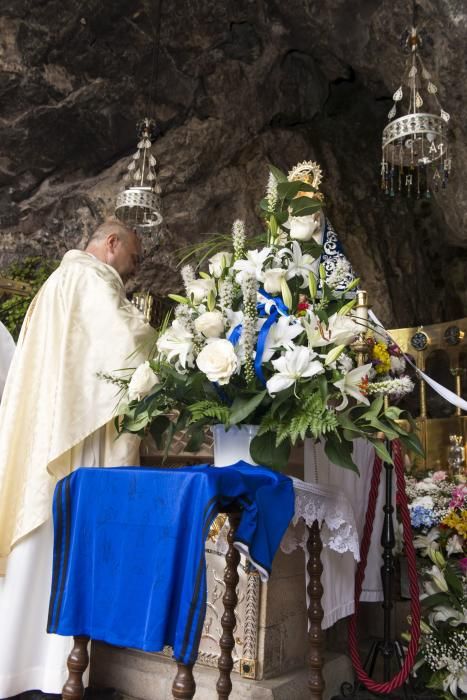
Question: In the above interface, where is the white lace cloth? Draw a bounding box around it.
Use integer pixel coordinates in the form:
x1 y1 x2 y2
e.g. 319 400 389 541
280 477 360 562
280 477 361 630
213 476 361 630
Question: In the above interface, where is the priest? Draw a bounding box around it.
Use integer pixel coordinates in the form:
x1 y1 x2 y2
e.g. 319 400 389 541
0 220 156 698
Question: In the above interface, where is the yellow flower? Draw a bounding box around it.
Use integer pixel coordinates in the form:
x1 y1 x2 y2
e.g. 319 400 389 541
441 510 467 538
372 342 391 375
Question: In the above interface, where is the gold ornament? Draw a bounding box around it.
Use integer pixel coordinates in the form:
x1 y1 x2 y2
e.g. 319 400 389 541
287 160 323 190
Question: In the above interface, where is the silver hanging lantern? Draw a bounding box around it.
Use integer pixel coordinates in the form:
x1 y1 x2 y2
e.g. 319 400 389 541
115 117 163 235
381 27 452 199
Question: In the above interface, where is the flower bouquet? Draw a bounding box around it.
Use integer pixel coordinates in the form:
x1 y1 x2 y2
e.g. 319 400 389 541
110 161 421 471
405 472 467 699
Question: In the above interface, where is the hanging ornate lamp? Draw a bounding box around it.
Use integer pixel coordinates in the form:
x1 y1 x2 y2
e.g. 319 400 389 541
115 116 163 237
115 1 164 248
381 26 452 199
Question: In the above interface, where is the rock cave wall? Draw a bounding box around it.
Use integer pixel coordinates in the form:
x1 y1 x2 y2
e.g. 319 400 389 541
0 0 466 327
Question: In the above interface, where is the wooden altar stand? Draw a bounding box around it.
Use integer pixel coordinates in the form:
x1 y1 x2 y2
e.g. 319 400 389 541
59 516 326 700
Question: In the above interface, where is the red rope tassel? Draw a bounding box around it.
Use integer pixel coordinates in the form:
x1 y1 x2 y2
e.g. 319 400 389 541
348 440 421 693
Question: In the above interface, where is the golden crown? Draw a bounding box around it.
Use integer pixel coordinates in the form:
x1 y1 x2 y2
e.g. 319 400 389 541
287 160 323 190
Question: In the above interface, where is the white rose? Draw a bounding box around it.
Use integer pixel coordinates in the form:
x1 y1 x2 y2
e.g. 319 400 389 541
289 213 322 242
263 268 285 294
194 310 225 338
196 339 239 385
186 278 216 303
208 251 233 277
128 361 160 402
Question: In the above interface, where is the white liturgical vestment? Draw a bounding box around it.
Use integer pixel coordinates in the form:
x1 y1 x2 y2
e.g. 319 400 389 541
0 250 155 696
0 321 15 400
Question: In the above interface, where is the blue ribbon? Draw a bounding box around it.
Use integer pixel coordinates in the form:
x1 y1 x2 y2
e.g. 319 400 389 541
227 324 242 346
254 289 290 386
257 288 289 318
225 290 290 386
254 309 279 385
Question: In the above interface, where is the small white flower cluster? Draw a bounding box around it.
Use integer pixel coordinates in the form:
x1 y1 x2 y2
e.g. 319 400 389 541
232 219 246 260
241 274 258 384
266 172 278 211
181 264 195 290
326 258 353 289
219 278 234 317
422 629 467 697
367 376 415 398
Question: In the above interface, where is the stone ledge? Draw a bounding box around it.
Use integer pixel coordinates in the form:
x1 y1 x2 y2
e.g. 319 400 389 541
90 643 353 700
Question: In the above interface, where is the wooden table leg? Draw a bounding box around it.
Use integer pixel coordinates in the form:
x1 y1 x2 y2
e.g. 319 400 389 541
307 520 325 700
62 635 90 700
216 511 241 700
172 662 196 699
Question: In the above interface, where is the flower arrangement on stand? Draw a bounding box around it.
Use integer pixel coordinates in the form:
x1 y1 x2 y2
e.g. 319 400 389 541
106 161 421 472
404 471 467 698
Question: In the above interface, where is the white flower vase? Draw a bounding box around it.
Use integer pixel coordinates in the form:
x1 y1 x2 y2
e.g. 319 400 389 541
211 424 259 467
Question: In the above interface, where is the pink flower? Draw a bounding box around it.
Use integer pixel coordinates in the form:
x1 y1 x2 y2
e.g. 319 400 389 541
432 470 447 482
459 558 467 575
449 485 467 510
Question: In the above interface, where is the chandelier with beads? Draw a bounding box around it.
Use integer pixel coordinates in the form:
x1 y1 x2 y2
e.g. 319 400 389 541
381 26 452 199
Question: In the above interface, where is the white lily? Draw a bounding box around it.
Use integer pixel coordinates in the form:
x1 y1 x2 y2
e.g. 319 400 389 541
333 363 372 410
413 529 440 558
278 240 316 287
156 319 194 370
266 346 324 395
429 605 467 627
233 248 271 284
446 534 464 556
304 312 360 348
259 316 304 362
327 313 360 345
427 564 449 593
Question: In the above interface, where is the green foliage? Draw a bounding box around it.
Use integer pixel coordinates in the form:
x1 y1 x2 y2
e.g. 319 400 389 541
188 400 230 425
0 256 59 339
229 390 268 425
258 390 339 451
250 431 291 471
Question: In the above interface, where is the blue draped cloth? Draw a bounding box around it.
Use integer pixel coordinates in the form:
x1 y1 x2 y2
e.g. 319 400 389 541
47 461 294 664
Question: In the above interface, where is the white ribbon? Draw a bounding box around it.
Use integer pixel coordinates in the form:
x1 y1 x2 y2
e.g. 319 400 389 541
368 310 467 412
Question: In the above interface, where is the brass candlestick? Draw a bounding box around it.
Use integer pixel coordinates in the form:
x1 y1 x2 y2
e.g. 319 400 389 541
352 290 369 366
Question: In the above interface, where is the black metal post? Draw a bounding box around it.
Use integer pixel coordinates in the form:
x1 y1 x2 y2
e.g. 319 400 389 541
331 445 412 699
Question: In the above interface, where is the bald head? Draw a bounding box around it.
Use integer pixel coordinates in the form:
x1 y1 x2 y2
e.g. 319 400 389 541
86 219 142 282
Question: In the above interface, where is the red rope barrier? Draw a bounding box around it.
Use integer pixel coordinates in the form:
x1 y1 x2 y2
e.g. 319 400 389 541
348 440 421 693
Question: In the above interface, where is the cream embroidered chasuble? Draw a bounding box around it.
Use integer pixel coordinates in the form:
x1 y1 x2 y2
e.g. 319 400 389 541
0 250 156 572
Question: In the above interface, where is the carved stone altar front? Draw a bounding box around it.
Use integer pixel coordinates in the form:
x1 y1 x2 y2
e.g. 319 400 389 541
140 438 307 681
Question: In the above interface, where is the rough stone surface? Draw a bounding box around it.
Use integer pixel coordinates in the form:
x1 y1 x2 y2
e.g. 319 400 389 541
0 0 466 326
90 643 353 699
